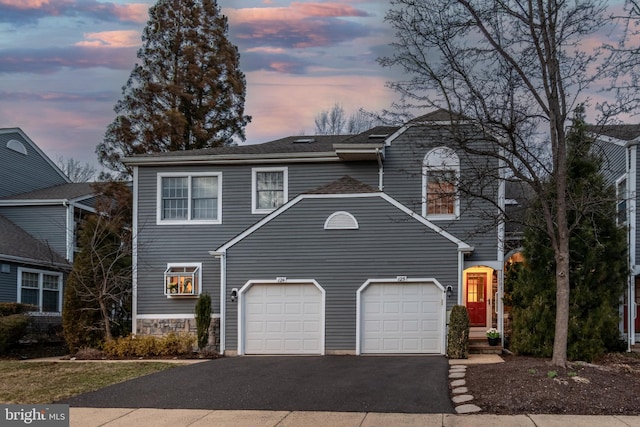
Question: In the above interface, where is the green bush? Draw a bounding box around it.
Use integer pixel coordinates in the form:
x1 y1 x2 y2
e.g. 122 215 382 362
447 305 469 359
0 314 30 354
195 293 212 349
0 303 37 316
102 333 195 358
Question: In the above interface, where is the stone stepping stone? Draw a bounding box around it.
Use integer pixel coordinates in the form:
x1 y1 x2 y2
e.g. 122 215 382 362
452 394 474 404
450 379 466 387
452 387 469 394
448 372 465 379
455 404 482 414
449 365 467 370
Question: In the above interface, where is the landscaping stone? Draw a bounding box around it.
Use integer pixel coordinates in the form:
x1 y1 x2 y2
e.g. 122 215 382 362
452 387 469 394
450 379 466 387
452 395 474 404
448 372 465 379
455 403 482 414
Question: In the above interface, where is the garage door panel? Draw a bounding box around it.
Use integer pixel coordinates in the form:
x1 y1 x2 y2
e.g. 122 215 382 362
243 283 323 355
361 282 443 354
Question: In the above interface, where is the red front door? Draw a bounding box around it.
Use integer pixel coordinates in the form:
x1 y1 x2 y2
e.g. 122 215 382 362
467 273 486 326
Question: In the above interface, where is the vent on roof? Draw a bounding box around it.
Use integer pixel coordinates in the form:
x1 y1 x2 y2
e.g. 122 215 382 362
293 138 315 143
7 139 27 155
368 134 388 139
324 211 359 230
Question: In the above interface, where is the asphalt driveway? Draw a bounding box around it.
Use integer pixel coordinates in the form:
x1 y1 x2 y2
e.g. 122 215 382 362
61 356 453 414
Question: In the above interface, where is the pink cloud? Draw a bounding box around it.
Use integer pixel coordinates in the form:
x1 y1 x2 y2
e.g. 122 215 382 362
75 30 141 48
291 2 370 18
0 0 52 8
0 0 149 24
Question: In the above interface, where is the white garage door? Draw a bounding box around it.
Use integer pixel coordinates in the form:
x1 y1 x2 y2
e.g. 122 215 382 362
360 282 444 354
243 283 323 355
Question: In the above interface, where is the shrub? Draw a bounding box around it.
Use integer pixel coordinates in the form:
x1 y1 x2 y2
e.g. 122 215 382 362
103 333 195 358
195 293 212 349
74 347 104 360
447 305 469 359
0 314 30 354
0 303 37 316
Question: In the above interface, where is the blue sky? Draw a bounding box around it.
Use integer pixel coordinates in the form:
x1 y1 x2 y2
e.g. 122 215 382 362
0 0 400 166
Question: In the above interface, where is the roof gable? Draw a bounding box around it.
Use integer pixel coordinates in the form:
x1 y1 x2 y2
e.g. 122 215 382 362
214 177 472 253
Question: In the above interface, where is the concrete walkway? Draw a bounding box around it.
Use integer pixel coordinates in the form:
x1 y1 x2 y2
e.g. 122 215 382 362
69 408 640 427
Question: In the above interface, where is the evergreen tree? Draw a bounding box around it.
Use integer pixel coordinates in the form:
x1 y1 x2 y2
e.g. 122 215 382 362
97 0 250 177
508 108 628 361
62 182 132 349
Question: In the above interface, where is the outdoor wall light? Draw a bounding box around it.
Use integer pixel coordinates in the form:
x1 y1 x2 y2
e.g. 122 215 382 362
230 288 238 302
445 285 453 299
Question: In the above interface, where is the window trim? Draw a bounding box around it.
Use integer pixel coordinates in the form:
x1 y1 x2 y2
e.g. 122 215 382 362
422 147 460 220
17 267 63 314
251 167 288 214
157 172 222 225
164 262 202 298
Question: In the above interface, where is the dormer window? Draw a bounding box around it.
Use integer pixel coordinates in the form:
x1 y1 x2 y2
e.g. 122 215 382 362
422 147 460 220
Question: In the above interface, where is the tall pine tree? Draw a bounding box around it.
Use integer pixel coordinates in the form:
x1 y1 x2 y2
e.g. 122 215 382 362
98 0 250 177
507 107 628 361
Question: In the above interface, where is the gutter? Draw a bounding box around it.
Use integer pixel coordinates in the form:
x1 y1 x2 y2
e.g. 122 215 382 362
123 152 340 166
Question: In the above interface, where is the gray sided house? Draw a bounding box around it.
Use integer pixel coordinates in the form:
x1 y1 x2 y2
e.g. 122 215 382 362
591 124 640 349
0 128 97 318
125 110 506 355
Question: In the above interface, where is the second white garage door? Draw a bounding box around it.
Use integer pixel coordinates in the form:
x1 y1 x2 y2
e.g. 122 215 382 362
359 281 444 354
242 282 324 355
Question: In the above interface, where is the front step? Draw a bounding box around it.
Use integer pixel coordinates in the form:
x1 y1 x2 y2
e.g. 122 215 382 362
469 338 503 355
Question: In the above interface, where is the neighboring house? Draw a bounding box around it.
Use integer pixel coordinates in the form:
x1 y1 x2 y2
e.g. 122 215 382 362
124 110 506 356
590 124 640 349
0 128 97 316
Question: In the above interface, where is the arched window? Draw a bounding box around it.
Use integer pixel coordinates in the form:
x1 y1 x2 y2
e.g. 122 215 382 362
324 211 359 230
422 147 459 219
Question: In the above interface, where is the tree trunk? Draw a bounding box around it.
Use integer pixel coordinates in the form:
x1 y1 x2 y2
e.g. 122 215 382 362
98 297 113 342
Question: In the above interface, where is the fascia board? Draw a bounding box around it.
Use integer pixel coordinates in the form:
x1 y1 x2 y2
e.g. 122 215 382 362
122 152 340 166
0 199 67 207
0 254 70 270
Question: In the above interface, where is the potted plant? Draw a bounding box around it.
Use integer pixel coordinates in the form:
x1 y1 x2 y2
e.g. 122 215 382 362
486 328 500 346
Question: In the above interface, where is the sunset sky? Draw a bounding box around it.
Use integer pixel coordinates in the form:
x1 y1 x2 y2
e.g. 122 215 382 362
0 0 400 167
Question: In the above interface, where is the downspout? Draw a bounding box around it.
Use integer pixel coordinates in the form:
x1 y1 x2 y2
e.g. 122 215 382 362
131 166 139 335
376 148 384 191
628 141 638 349
497 154 506 343
64 200 74 262
210 250 226 354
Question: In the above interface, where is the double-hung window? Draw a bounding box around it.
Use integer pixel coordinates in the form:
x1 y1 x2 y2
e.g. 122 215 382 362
157 173 221 224
18 268 63 313
252 167 288 213
422 147 460 220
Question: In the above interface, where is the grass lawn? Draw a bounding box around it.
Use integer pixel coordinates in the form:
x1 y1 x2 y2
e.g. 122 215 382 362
0 361 178 404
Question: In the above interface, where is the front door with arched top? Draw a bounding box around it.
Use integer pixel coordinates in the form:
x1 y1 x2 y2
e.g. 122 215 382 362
466 272 487 326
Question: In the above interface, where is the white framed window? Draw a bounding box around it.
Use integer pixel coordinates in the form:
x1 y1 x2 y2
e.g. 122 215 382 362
157 172 222 224
422 147 460 220
252 167 288 214
617 175 628 225
164 263 202 297
17 268 63 313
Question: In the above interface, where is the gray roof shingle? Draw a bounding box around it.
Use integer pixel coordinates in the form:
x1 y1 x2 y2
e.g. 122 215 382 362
587 124 640 141
1 182 95 201
0 215 69 267
306 176 380 195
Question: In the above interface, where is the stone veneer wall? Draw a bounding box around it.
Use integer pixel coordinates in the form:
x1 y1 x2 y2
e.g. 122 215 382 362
136 317 220 352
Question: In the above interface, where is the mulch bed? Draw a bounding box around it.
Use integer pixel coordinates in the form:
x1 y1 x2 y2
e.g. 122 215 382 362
463 352 640 415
